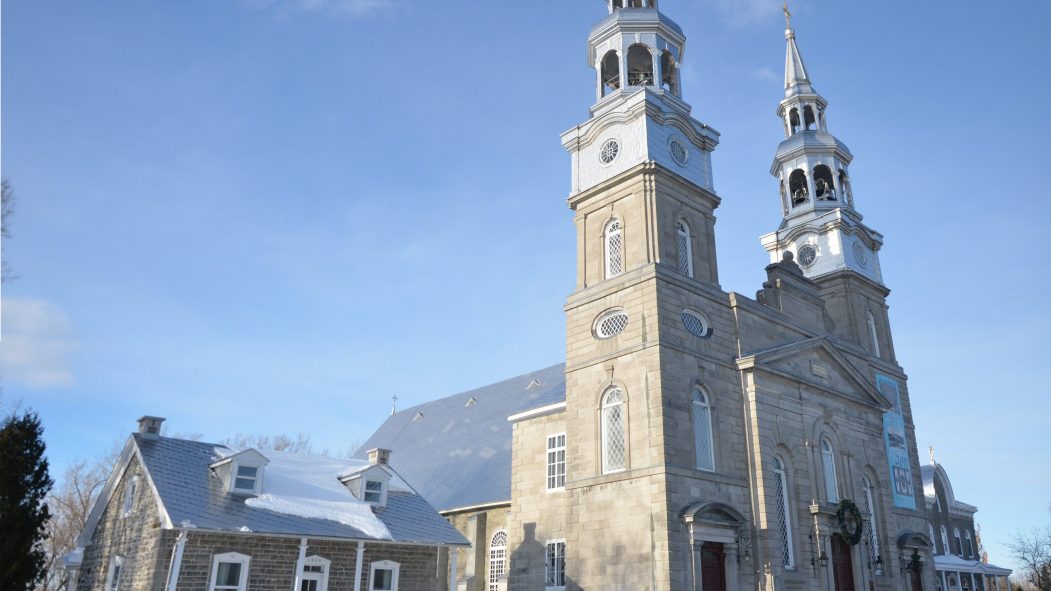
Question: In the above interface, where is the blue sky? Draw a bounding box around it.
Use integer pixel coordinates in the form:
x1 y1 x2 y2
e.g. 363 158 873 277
2 0 1048 571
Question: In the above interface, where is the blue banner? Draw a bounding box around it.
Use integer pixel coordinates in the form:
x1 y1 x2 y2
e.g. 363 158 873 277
877 375 916 510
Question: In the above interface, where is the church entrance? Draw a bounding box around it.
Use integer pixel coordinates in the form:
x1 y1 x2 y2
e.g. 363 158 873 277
830 536 856 591
700 542 726 591
910 567 924 591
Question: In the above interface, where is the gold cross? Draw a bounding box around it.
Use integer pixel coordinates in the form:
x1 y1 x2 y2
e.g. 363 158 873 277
783 0 792 28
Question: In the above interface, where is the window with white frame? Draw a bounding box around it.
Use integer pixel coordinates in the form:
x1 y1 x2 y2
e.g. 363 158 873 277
692 388 714 472
299 555 330 591
547 434 566 491
866 311 881 357
489 531 507 591
773 456 795 569
954 527 963 556
105 556 123 591
676 220 693 278
368 560 399 591
209 552 250 591
545 540 567 590
121 476 138 518
363 479 386 504
604 219 624 279
601 387 627 473
928 523 938 555
862 475 882 574
232 464 260 494
965 530 974 558
941 526 950 557
820 438 839 503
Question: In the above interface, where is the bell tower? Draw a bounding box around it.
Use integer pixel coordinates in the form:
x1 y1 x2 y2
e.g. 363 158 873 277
759 11 897 361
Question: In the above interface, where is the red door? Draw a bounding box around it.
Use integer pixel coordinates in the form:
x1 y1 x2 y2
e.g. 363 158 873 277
700 542 726 591
910 567 924 591
830 536 856 591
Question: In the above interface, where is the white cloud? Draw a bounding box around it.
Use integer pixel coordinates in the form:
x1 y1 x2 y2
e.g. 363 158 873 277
711 0 785 27
753 65 779 83
243 0 401 18
0 297 78 389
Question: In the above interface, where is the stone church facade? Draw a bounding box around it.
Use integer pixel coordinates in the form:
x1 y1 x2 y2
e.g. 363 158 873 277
362 2 942 590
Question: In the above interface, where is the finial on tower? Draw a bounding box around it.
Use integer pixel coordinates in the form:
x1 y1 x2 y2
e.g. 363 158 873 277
390 394 399 416
783 1 792 29
928 445 936 465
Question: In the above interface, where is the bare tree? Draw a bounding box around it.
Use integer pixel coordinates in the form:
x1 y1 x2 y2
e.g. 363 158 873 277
1008 525 1051 591
38 460 109 591
221 432 316 455
2 178 14 282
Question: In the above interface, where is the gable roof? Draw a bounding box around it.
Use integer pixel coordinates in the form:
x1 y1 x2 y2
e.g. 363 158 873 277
356 364 566 512
79 434 467 547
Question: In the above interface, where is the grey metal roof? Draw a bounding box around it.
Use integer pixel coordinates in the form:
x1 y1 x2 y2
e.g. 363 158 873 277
357 364 566 512
135 434 467 545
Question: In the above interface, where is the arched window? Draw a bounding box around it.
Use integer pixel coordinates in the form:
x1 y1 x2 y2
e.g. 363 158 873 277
941 526 950 557
929 523 938 555
692 388 714 471
954 527 963 555
773 456 795 568
660 50 678 95
676 220 693 277
813 165 836 201
866 311 881 357
820 438 839 503
626 45 654 86
965 530 974 558
604 219 624 278
789 108 800 135
489 531 507 591
803 105 816 130
601 50 620 96
862 475 882 574
789 169 809 206
838 169 853 205
601 388 627 473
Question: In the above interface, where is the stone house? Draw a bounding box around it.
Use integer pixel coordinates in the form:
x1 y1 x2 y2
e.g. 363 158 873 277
66 416 468 591
922 459 1012 591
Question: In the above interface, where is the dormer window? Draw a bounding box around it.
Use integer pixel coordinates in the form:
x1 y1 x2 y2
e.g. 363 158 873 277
233 464 260 494
364 479 385 504
339 464 391 508
210 448 269 496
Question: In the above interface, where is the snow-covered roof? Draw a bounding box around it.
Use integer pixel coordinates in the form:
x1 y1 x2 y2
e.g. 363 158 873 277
358 364 566 512
933 554 1012 576
94 434 466 546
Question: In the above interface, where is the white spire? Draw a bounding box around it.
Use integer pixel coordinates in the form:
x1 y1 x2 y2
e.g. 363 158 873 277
783 4 814 98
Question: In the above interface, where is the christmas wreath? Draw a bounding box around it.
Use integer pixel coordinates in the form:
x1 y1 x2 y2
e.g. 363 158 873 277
835 499 864 546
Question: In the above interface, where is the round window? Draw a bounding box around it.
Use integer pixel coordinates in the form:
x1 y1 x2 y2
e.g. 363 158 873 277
669 139 689 166
599 139 620 165
595 310 629 339
852 241 868 267
681 309 711 339
797 244 818 267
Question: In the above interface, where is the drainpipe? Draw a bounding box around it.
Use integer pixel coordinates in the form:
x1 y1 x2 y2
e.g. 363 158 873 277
164 530 188 591
353 540 365 591
292 538 308 591
449 548 458 591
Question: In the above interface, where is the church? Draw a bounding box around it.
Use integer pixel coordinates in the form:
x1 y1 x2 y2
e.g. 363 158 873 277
358 1 946 591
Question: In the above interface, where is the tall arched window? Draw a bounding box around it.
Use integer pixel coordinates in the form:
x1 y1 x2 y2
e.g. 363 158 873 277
489 531 507 591
965 530 974 558
773 456 795 568
601 387 626 473
954 527 963 555
789 169 809 205
820 438 839 503
660 50 678 95
626 45 654 86
862 475 882 574
867 311 881 357
941 526 950 557
601 50 620 96
929 523 938 555
604 219 624 279
692 388 714 471
813 165 836 201
676 220 693 278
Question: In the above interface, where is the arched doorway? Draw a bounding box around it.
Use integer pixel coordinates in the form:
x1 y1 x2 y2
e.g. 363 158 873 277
681 502 746 591
830 535 856 591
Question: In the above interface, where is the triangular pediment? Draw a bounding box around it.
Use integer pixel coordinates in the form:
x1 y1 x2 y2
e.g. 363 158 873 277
736 337 891 409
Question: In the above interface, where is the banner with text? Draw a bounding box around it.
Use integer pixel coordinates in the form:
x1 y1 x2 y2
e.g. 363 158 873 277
877 374 916 510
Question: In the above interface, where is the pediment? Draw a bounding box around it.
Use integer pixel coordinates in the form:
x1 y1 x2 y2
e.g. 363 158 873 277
736 337 891 409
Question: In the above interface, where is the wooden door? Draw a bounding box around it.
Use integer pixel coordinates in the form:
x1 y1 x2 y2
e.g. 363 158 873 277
830 536 856 591
700 542 726 591
910 567 924 591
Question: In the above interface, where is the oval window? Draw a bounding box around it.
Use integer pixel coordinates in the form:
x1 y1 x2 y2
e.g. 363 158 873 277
595 310 629 339
681 309 711 339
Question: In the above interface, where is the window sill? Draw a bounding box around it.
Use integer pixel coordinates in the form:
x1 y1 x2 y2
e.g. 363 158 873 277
546 487 565 494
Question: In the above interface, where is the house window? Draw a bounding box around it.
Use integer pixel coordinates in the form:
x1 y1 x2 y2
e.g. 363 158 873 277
547 434 567 491
233 464 259 493
121 476 138 518
866 311 881 357
676 220 693 277
692 388 714 471
601 387 627 473
363 480 385 504
545 540 567 589
928 523 937 555
209 552 250 591
300 556 330 591
605 219 624 278
941 526 950 557
954 528 963 556
773 456 795 568
368 560 400 591
862 475 882 575
489 531 507 591
105 556 123 591
965 531 974 558
820 438 839 503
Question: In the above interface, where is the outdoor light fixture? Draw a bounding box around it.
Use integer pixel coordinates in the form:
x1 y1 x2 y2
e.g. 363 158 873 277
867 554 884 572
735 529 752 564
809 529 830 569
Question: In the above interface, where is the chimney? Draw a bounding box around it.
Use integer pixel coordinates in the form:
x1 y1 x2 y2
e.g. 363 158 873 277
367 448 391 466
137 416 165 439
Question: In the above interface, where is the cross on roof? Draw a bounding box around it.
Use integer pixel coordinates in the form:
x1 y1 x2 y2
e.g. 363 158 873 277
783 1 792 28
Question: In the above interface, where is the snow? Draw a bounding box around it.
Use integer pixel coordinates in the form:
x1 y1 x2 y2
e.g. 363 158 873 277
214 447 404 540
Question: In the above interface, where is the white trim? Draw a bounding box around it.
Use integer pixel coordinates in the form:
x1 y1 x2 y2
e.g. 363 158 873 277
601 387 627 474
440 500 511 515
368 560 400 591
546 433 567 492
507 402 566 423
820 438 839 503
488 531 508 591
104 556 123 591
231 461 264 495
208 552 251 591
773 456 795 569
675 218 694 278
300 555 331 591
691 388 715 472
121 475 138 518
544 538 567 590
604 218 624 278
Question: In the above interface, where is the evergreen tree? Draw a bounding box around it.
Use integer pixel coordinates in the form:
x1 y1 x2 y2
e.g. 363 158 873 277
0 410 54 590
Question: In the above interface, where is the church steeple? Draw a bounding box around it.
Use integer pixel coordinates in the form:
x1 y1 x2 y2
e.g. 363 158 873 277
783 5 813 98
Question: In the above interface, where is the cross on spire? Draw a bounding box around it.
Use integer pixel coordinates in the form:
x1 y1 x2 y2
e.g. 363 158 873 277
391 394 399 416
783 1 792 28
